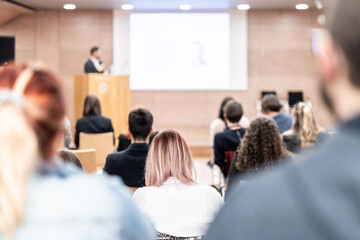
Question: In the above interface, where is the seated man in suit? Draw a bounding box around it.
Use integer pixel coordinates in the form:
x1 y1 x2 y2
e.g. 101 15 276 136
84 46 104 73
214 100 246 178
261 94 293 134
104 108 153 187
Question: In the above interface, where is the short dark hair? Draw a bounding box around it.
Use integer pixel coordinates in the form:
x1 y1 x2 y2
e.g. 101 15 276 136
224 100 243 123
129 108 153 140
58 150 83 169
90 47 99 55
83 94 101 116
328 0 360 88
261 94 282 112
218 96 234 120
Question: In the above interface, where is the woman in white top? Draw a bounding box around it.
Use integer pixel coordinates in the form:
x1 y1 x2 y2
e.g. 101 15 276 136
209 97 250 146
133 129 224 239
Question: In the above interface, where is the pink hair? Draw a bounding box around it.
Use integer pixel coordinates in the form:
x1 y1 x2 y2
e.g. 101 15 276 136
145 129 197 186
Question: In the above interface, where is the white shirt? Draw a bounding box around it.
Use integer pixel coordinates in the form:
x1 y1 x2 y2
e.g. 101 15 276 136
90 57 102 72
133 177 224 237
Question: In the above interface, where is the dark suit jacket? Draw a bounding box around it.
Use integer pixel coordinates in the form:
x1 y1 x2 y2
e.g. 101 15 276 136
74 114 114 148
104 143 149 187
84 59 103 73
206 115 360 240
214 128 246 177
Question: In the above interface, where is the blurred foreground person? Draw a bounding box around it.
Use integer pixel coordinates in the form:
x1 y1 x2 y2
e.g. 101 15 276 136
206 1 360 239
134 130 223 239
0 63 154 240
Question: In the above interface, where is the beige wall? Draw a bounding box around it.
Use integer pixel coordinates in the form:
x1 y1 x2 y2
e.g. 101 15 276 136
0 10 113 125
0 9 333 146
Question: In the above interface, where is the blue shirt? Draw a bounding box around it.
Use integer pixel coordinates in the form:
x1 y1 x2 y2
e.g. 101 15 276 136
273 113 293 133
11 159 155 240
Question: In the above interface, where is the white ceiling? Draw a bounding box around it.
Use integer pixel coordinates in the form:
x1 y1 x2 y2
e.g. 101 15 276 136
10 0 324 10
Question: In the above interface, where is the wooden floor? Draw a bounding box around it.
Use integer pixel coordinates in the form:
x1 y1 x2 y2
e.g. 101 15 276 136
193 156 224 186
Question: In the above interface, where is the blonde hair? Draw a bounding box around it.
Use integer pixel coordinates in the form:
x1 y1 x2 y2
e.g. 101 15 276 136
0 103 38 237
145 129 196 187
291 102 324 146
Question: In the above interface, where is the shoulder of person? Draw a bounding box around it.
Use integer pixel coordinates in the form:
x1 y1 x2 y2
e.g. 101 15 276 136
210 118 225 128
133 186 152 204
214 131 226 140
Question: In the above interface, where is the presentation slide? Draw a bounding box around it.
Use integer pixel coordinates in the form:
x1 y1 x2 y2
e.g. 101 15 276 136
129 13 231 90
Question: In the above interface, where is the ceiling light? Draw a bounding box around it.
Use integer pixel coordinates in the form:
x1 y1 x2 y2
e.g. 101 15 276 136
63 4 76 10
179 4 192 10
237 4 250 10
121 4 134 10
295 4 309 10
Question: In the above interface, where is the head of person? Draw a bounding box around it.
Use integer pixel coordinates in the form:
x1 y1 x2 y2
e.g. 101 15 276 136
218 96 234 121
0 95 38 235
291 102 324 145
90 46 100 59
261 94 282 115
223 100 243 125
235 116 289 173
145 129 196 187
58 149 83 169
128 108 153 142
83 94 101 117
0 63 66 161
316 0 360 121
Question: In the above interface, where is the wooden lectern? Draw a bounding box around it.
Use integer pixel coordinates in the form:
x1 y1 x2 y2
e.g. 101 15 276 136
74 74 131 137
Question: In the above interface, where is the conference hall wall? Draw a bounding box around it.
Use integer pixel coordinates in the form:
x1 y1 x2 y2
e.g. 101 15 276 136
0 9 332 146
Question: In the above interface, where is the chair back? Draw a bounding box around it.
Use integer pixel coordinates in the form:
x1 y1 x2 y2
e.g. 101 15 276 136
70 149 96 173
224 150 236 177
79 132 114 167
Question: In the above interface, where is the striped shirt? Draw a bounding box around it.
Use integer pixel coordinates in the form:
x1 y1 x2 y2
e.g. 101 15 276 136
273 113 293 133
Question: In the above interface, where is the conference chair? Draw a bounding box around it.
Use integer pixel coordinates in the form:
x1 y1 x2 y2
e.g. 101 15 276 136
70 149 97 173
79 132 114 168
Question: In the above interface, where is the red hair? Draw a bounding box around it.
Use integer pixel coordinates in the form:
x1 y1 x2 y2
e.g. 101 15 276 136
145 129 197 186
0 63 66 160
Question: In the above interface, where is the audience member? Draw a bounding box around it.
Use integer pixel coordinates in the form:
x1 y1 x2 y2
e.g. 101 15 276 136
133 129 223 239
0 63 155 239
58 149 83 169
209 96 250 146
226 117 290 196
205 1 360 239
0 95 38 237
214 100 246 177
104 108 153 187
283 102 327 153
74 94 114 148
117 105 158 152
84 46 104 73
261 94 293 133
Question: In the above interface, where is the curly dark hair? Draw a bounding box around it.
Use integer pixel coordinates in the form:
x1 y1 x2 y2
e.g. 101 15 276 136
235 116 289 173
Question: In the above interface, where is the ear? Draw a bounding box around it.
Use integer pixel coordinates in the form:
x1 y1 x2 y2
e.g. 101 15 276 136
316 36 340 85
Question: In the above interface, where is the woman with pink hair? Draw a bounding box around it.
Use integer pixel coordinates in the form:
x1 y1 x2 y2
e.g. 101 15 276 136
133 129 223 240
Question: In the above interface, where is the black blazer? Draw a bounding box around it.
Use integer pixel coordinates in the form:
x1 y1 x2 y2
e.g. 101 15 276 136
104 143 149 187
84 59 103 73
74 114 114 148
